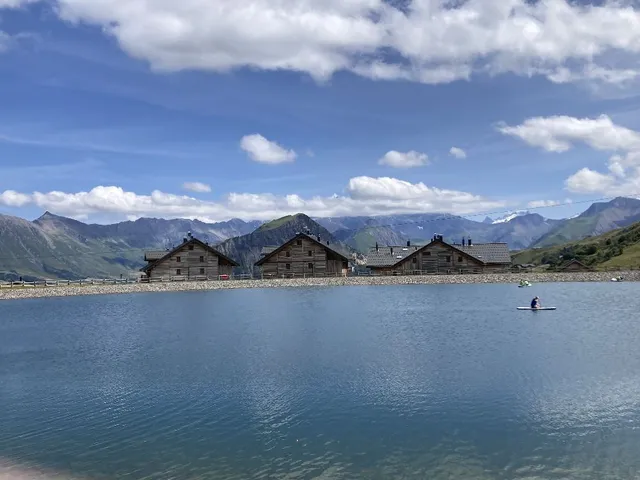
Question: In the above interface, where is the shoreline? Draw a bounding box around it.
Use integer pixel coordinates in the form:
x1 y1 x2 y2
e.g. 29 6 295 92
0 271 637 302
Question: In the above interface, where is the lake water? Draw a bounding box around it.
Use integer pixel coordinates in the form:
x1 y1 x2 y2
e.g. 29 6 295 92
1 283 640 479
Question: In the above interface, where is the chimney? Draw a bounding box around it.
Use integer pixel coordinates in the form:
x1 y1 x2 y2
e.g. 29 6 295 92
317 234 321 242
183 237 188 243
468 237 473 246
407 240 411 247
462 237 466 246
390 247 394 255
375 242 379 252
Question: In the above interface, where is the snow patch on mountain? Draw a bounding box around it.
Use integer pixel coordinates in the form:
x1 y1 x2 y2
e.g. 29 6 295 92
492 210 530 224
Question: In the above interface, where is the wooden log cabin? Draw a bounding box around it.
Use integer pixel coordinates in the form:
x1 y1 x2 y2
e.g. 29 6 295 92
142 234 239 280
255 232 350 277
366 235 511 275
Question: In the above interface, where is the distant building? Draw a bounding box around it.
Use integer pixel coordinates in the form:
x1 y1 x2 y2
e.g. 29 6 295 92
255 232 350 277
142 234 239 280
366 235 511 274
558 259 592 272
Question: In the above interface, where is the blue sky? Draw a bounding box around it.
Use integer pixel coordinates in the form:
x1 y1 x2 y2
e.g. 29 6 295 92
2 0 640 223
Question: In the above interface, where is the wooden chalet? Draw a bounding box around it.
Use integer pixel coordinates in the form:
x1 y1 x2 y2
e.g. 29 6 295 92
366 235 511 274
142 234 238 280
558 259 592 272
255 232 350 277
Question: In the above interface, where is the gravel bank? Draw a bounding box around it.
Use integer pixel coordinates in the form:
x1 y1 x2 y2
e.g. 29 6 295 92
0 271 638 302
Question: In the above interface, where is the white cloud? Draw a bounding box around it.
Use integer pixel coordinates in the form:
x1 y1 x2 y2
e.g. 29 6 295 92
449 147 467 159
240 134 296 165
0 190 31 207
527 199 571 209
497 114 640 153
182 181 211 193
6 0 633 86
0 177 504 222
378 150 428 168
500 114 640 196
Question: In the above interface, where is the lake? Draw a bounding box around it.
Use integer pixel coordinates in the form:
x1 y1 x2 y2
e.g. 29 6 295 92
1 283 640 479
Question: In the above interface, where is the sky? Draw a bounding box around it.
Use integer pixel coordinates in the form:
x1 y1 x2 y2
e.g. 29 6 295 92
2 0 640 224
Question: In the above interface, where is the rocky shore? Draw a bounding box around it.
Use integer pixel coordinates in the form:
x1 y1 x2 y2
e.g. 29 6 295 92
0 271 637 302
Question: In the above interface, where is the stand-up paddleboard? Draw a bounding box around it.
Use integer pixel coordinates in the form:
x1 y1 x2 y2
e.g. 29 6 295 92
517 307 556 311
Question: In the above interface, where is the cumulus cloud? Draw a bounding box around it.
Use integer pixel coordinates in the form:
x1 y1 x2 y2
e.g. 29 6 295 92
449 147 467 159
497 115 640 153
2 0 640 86
182 181 211 193
240 134 296 165
527 199 571 209
378 150 428 168
499 114 640 196
0 190 31 207
0 178 504 222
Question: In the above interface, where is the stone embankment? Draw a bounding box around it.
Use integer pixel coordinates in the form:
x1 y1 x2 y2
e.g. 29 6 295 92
0 271 637 302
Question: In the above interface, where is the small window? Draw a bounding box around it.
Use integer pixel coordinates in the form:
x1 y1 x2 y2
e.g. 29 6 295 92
425 251 431 256
176 256 181 263
308 263 314 269
286 251 291 257
176 268 181 275
296 240 302 246
199 268 205 275
308 250 313 256
188 244 194 251
458 256 463 263
412 256 417 263
285 263 291 270
446 256 451 262
199 256 204 262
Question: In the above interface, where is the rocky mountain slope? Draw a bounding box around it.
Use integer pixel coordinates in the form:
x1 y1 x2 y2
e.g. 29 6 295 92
216 214 343 271
531 197 640 247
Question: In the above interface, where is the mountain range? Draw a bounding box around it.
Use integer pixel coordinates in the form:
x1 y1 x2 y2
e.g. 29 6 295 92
1 196 640 280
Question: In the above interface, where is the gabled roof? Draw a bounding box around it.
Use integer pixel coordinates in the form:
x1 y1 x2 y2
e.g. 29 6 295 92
559 259 592 270
366 239 511 269
456 243 511 264
141 237 239 272
366 245 420 267
254 232 350 266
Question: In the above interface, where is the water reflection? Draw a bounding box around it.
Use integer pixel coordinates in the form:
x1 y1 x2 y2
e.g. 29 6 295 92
1 284 640 478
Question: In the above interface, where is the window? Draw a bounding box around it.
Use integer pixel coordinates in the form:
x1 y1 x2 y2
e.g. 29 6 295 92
425 251 431 256
199 256 205 262
286 251 291 257
176 269 181 275
188 244 194 251
308 250 313 256
458 256 463 263
412 256 417 263
296 240 302 246
285 263 291 270
446 256 451 262
308 263 314 269
199 268 205 275
176 256 181 263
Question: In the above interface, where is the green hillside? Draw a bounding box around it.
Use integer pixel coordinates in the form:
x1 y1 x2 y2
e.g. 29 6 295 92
512 221 640 270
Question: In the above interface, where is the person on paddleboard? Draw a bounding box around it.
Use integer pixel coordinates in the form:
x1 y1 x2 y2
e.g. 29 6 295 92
531 296 540 309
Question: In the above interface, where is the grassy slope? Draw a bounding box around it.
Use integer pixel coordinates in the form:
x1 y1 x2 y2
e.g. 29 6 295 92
256 215 297 232
512 221 640 269
532 216 598 247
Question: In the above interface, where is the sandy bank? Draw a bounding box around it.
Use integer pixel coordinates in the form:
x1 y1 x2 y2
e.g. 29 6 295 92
0 271 637 302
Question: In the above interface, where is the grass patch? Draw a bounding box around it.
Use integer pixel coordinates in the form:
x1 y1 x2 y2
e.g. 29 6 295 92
513 221 640 269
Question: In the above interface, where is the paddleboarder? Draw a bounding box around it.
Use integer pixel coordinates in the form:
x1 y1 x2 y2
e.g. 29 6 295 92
530 296 540 309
